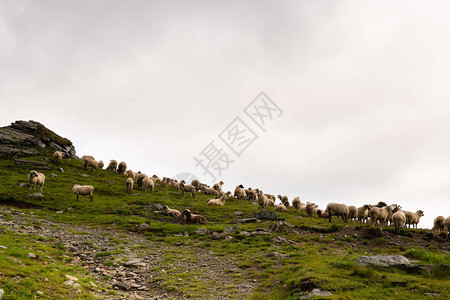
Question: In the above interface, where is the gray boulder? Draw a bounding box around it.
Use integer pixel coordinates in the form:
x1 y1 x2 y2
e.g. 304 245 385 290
254 210 278 220
357 255 411 267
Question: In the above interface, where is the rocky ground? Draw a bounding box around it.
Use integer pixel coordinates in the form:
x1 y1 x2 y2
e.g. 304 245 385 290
0 206 255 299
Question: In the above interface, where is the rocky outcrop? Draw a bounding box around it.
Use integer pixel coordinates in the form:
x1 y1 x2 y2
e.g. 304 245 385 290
0 120 76 158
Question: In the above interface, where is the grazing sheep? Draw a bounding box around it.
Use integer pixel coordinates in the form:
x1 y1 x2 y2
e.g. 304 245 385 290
348 206 357 221
142 177 155 192
137 173 148 188
162 205 181 218
405 210 424 229
316 209 329 219
264 194 276 201
180 183 196 198
126 178 134 194
106 160 118 172
97 160 104 169
277 195 289 207
28 170 45 192
125 170 136 180
183 209 207 224
191 179 201 191
81 155 95 163
268 198 275 206
207 196 227 206
357 205 370 223
274 204 288 212
234 185 247 200
53 151 64 165
257 192 269 211
213 181 224 193
432 216 445 233
292 197 301 212
72 184 94 202
443 217 450 241
306 203 316 217
246 188 258 202
202 186 219 196
392 210 406 235
152 175 162 183
117 162 127 175
83 157 99 172
326 203 349 223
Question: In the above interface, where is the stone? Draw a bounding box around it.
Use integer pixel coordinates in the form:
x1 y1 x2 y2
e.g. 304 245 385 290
124 259 142 266
73 283 81 289
150 203 163 211
254 210 278 220
50 173 57 177
64 280 75 286
229 218 259 224
65 275 78 281
222 226 236 235
0 288 3 300
267 252 287 259
6 257 22 264
79 174 90 178
56 210 64 214
26 193 44 199
76 289 82 294
273 236 295 244
108 181 116 185
300 288 333 299
136 223 150 231
195 227 209 236
36 291 44 296
58 168 64 172
233 211 243 216
0 245 7 249
113 282 131 290
28 253 37 259
424 293 440 297
212 232 225 240
356 255 411 267
19 183 28 188
240 231 251 237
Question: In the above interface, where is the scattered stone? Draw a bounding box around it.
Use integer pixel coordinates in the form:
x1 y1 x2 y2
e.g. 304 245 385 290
124 259 142 266
89 281 98 289
357 255 411 267
240 231 251 237
273 236 295 245
150 203 163 211
56 210 64 214
36 291 44 296
195 227 209 236
58 168 64 172
136 223 150 231
300 288 333 299
224 236 233 241
233 211 243 216
19 183 28 188
73 283 81 289
50 173 57 177
113 281 131 290
251 231 271 236
76 289 82 294
254 210 278 220
424 293 440 297
132 193 141 196
65 275 79 281
26 193 44 199
222 226 236 235
6 257 23 264
64 280 75 286
0 288 3 300
250 202 258 206
267 252 287 259
79 174 90 178
0 245 7 249
108 181 116 185
229 218 259 224
212 232 226 240
270 221 286 232
28 253 37 259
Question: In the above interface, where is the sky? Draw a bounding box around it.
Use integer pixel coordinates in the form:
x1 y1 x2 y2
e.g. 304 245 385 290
1 0 450 229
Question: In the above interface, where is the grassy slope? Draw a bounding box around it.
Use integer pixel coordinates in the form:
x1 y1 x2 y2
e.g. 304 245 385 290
0 152 449 299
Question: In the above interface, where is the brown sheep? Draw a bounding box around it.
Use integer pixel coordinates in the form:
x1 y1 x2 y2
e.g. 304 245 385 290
53 151 64 165
183 209 207 224
106 160 118 172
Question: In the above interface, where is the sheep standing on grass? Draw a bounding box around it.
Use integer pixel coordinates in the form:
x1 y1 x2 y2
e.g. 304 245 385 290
207 196 227 206
142 177 155 192
306 203 316 217
125 170 137 180
292 197 301 212
81 155 95 163
53 151 64 165
163 205 181 218
180 183 196 198
443 217 450 241
183 209 207 224
246 188 258 202
126 178 134 194
137 173 148 188
83 158 99 172
28 171 45 192
117 162 127 175
97 161 104 169
348 206 357 221
369 204 397 226
213 181 224 193
72 184 94 202
257 192 269 211
234 185 247 200
405 210 424 229
191 179 201 191
326 203 349 223
392 210 406 234
357 205 370 223
277 195 289 207
106 160 118 172
432 216 445 233
202 186 219 196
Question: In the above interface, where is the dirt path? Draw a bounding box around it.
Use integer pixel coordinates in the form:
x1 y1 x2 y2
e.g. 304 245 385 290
0 206 255 299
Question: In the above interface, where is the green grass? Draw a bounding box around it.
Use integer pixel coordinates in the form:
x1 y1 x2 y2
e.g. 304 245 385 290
0 153 449 299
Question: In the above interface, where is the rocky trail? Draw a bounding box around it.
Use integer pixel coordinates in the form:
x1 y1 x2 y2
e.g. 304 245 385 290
0 207 255 299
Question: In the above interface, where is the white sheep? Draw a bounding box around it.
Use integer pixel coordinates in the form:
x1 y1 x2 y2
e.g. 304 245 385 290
125 170 137 180
392 210 406 234
106 160 118 172
28 170 45 192
274 204 288 212
202 186 219 196
142 177 155 192
292 197 301 212
277 195 289 207
152 175 162 183
348 206 357 221
357 205 370 223
180 183 196 198
268 198 275 206
246 188 258 202
306 203 316 217
326 203 349 223
432 216 445 233
234 185 247 200
81 155 95 163
191 179 201 191
369 204 398 226
443 216 450 241
213 181 224 193
207 196 227 206
126 178 134 194
257 192 269 211
163 205 181 218
83 157 99 172
72 184 94 202
117 161 127 175
405 210 424 229
53 151 64 165
97 160 104 169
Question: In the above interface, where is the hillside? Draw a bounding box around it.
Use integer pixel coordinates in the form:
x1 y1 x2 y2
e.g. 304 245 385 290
0 121 449 299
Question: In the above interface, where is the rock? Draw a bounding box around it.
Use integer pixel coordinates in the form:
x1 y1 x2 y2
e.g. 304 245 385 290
58 168 64 172
0 120 76 159
212 232 226 240
113 282 131 290
79 174 90 178
424 293 440 297
56 210 64 214
64 280 75 286
65 275 78 281
272 236 295 244
14 159 50 169
229 218 259 224
19 183 28 188
224 236 233 241
26 193 44 199
0 245 7 249
124 259 142 266
150 203 163 211
50 173 57 177
222 226 236 235
28 253 37 259
300 288 333 299
254 210 278 220
195 227 209 236
136 223 150 231
270 221 286 232
0 288 3 300
108 181 116 185
233 211 243 216
240 231 251 237
36 291 44 296
356 255 411 267
6 257 23 264
73 283 81 289
76 289 82 294
267 252 287 259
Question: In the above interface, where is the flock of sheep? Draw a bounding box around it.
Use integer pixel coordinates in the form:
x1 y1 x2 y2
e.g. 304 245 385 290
24 151 450 240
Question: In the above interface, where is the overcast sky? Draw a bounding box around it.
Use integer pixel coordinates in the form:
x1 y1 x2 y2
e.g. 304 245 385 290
1 0 450 228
